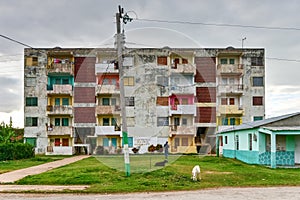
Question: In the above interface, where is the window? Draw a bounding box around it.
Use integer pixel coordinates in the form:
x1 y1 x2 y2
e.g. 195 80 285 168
102 98 110 105
25 138 37 147
55 138 60 146
182 138 189 146
124 77 134 86
229 98 235 105
122 137 134 147
102 78 109 85
62 118 69 126
62 78 69 84
249 134 253 151
127 117 135 127
111 118 117 126
62 138 69 146
25 117 38 126
62 98 69 106
25 57 38 66
103 138 109 146
157 76 169 86
103 118 110 126
221 77 228 84
182 118 188 126
222 118 228 125
235 135 239 150
181 98 188 105
55 118 60 126
55 98 60 106
125 97 134 106
229 58 235 64
220 58 228 64
157 117 169 126
26 97 38 106
251 57 263 66
26 77 36 86
157 56 167 65
224 136 228 144
221 98 227 105
111 98 117 106
253 77 264 86
230 118 235 125
174 117 180 126
253 96 263 106
182 58 188 64
229 78 235 84
254 116 263 121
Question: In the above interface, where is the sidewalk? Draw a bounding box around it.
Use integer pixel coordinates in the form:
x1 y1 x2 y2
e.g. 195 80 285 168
0 155 90 183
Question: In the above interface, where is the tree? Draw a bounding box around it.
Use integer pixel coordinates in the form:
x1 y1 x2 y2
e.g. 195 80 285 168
0 121 17 144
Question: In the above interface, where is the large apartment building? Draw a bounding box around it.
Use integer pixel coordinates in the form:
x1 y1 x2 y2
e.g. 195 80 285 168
24 47 265 155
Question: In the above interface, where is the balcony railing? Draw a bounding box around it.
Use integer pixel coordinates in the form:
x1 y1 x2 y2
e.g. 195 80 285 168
47 63 74 75
217 64 243 75
217 84 243 95
95 126 122 136
95 85 120 94
218 105 244 115
95 63 118 74
96 105 121 115
47 105 73 115
47 84 73 95
169 125 196 136
169 105 196 116
47 126 73 136
171 63 196 74
170 85 195 94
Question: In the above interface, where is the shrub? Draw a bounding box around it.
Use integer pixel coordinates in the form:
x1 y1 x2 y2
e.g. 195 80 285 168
0 143 34 161
156 144 163 152
148 144 156 152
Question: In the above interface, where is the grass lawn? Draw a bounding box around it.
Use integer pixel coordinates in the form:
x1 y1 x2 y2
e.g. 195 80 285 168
12 154 300 193
0 155 71 174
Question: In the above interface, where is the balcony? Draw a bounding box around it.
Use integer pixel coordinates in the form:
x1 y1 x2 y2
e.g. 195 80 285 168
217 64 243 75
170 85 195 94
47 84 73 95
169 105 196 116
47 63 74 75
95 126 122 136
171 63 196 75
95 85 120 94
95 63 118 74
218 105 244 115
169 125 196 136
217 84 243 95
47 126 73 136
47 105 73 115
96 105 121 115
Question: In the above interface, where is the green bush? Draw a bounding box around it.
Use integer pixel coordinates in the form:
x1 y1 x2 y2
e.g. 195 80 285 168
0 143 34 161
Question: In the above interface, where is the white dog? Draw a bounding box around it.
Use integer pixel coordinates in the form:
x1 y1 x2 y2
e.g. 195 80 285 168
191 165 201 181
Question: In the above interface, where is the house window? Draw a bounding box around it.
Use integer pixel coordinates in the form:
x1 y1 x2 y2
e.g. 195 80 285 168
62 98 69 106
157 117 169 126
124 77 134 86
62 78 69 84
55 98 60 106
125 97 134 106
103 118 110 126
111 118 117 126
103 138 109 147
157 76 169 86
25 138 37 147
221 77 228 84
122 137 134 147
224 136 228 144
182 118 188 126
229 98 235 105
102 78 109 85
253 77 264 87
111 98 117 106
220 58 228 64
230 118 235 125
62 118 69 126
221 98 227 105
222 118 228 125
174 117 180 126
182 138 189 146
55 138 60 146
26 97 38 106
102 98 110 106
251 57 263 66
127 117 135 127
253 96 263 106
26 77 36 87
249 134 253 151
229 58 235 64
25 117 38 127
55 118 60 126
62 138 69 146
181 98 188 105
157 56 167 65
254 116 263 121
235 135 239 150
182 58 188 64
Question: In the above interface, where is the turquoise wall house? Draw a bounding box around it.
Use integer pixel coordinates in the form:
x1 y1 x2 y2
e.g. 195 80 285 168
218 112 300 168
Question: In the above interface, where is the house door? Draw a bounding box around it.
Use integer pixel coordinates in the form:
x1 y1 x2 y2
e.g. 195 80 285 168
295 136 300 164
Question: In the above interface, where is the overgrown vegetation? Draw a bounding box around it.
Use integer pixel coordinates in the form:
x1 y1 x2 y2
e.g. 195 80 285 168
13 155 300 193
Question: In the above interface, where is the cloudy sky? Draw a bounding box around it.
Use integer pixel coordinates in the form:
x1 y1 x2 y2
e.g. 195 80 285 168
0 0 300 127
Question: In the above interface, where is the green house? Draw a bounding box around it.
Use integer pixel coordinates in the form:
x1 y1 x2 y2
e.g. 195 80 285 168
217 112 300 168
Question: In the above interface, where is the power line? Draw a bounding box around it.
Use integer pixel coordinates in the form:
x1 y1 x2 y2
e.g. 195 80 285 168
0 34 33 48
266 57 300 63
134 18 300 31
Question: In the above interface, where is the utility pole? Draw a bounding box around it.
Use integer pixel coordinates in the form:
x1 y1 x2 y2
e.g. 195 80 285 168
116 5 132 177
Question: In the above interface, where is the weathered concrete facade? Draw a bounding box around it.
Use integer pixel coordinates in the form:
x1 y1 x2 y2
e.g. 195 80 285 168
24 47 265 155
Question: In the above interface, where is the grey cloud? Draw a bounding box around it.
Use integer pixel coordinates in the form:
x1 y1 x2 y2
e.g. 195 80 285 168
0 77 22 113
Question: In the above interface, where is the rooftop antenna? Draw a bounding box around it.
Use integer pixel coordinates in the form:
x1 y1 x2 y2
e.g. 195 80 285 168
242 37 246 48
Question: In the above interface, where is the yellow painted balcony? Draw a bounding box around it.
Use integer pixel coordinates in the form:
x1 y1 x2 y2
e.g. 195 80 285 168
96 105 121 115
217 64 243 75
218 105 244 115
95 85 120 94
47 63 74 75
47 105 73 115
47 84 73 95
171 63 196 74
47 126 73 136
169 125 196 136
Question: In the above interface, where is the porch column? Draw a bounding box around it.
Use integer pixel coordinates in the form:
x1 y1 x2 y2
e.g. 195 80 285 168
271 133 276 168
